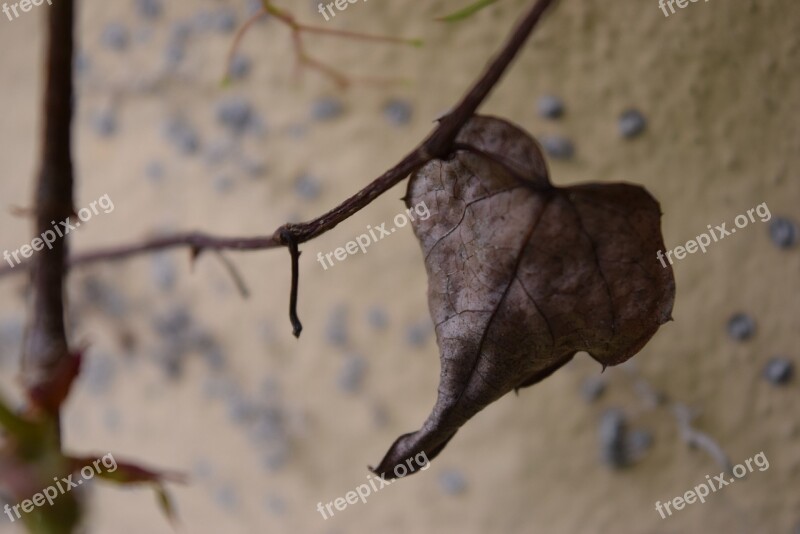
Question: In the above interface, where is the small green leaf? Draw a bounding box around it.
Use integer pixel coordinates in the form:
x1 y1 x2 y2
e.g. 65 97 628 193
155 484 179 525
437 0 499 22
0 395 28 435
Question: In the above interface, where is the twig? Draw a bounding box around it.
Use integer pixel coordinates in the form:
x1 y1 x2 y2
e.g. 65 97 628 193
224 8 269 83
622 364 732 473
226 2 421 88
70 232 281 267
672 403 733 473
0 232 280 278
1 0 559 336
275 0 557 243
209 251 251 299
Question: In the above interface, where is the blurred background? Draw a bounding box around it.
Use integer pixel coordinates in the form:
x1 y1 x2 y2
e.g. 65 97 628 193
0 0 798 532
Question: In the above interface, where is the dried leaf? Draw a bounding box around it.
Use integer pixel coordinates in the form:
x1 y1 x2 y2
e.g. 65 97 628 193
373 115 675 478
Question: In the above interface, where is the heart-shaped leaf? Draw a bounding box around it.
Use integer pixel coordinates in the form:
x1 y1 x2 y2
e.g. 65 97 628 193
373 115 675 478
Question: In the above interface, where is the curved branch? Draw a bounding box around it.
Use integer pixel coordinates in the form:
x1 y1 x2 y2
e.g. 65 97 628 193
1 0 558 333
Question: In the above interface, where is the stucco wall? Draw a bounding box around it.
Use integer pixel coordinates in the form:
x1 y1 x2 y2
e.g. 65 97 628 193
0 1 798 532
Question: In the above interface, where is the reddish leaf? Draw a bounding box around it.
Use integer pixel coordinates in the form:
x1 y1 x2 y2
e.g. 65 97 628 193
26 349 83 416
68 455 185 525
373 115 675 478
68 456 185 485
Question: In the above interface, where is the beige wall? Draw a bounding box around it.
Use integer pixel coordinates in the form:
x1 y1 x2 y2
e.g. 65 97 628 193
0 0 798 532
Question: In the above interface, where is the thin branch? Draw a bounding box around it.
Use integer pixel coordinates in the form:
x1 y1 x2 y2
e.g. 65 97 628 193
2 0 559 334
70 232 281 267
672 403 733 473
4 0 557 271
225 2 421 88
622 363 732 473
276 0 557 242
223 8 268 83
209 251 251 299
22 0 76 443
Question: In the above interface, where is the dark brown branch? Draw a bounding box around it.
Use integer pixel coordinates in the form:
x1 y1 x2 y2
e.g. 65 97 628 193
0 232 280 277
22 0 75 439
3 0 556 271
278 0 557 242
275 150 430 244
70 232 281 267
422 0 556 158
1 0 558 334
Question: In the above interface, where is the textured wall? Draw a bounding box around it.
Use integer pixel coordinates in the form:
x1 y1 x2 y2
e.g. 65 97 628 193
0 0 798 533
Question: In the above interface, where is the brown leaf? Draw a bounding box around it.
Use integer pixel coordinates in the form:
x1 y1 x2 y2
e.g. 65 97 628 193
373 115 675 478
